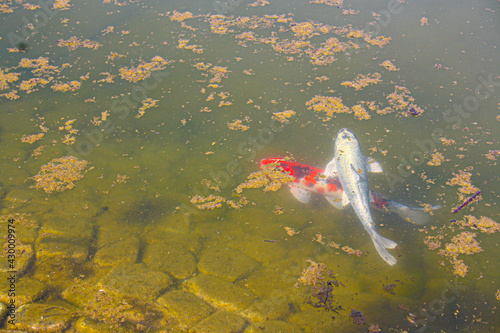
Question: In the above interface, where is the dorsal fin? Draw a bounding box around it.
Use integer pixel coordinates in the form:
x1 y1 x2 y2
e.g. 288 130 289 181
324 158 338 177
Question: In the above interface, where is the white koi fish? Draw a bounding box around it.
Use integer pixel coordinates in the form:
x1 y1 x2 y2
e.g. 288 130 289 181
325 129 397 265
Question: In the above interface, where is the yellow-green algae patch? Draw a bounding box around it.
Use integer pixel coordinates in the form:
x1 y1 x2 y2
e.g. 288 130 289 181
422 213 497 279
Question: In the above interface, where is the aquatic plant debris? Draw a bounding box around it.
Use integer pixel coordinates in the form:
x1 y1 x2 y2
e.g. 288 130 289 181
297 259 327 286
452 215 500 234
298 260 344 318
341 73 382 90
446 169 480 202
234 162 294 194
437 231 483 277
425 214 497 279
350 309 367 326
29 156 90 193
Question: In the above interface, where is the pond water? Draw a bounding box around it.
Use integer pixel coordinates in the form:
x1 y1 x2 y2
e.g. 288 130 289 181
0 0 498 332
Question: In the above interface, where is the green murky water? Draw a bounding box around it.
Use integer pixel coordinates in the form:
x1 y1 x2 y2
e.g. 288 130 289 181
0 0 499 332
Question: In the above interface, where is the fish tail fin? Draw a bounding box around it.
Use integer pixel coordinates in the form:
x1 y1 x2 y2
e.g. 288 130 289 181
395 205 442 225
371 233 398 266
378 194 442 225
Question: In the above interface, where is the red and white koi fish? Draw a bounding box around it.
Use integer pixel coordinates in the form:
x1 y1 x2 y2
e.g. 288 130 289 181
261 157 440 225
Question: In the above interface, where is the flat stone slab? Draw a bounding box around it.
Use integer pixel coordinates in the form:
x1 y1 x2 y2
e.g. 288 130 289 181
230 235 287 264
3 189 33 210
288 307 353 332
93 237 140 268
184 275 257 313
0 277 47 306
0 243 34 275
39 217 94 242
244 320 303 333
0 214 38 244
143 241 196 280
99 263 172 303
193 310 246 333
241 297 292 323
242 268 293 298
69 316 129 333
33 254 86 290
157 290 213 328
62 277 162 329
36 238 90 264
198 246 259 282
142 226 201 253
0 302 6 321
6 303 72 332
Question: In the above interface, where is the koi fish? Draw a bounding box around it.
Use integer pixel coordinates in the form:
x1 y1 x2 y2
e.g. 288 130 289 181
260 158 439 226
325 128 399 265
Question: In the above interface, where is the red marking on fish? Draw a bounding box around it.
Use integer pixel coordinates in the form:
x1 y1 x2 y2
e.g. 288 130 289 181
260 157 342 195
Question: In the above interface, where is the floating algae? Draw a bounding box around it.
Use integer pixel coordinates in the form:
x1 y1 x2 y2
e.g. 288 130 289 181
29 156 90 193
379 60 399 71
446 168 481 202
452 215 500 234
305 95 350 121
341 73 382 91
297 259 328 287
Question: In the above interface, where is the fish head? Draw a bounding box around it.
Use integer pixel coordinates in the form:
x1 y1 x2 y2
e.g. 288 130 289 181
336 128 357 141
334 128 360 155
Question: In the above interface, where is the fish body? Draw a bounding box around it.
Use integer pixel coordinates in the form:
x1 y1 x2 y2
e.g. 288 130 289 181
325 128 397 265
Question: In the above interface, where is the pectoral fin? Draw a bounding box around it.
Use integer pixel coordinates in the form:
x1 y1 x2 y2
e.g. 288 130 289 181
341 190 350 206
324 158 338 177
325 196 345 210
289 185 312 204
365 156 383 173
